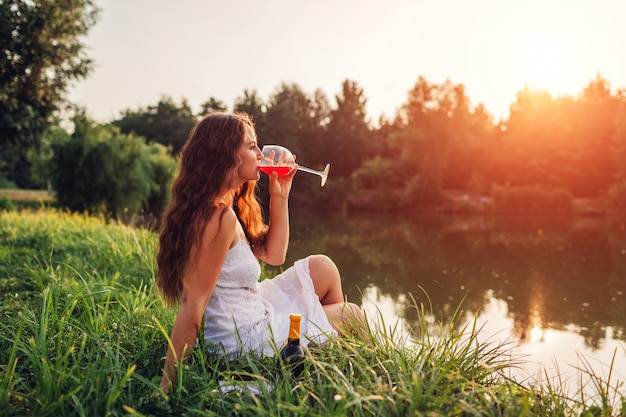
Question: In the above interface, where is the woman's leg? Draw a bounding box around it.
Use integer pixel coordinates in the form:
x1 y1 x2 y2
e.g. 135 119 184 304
308 254 366 336
308 254 344 305
322 302 366 337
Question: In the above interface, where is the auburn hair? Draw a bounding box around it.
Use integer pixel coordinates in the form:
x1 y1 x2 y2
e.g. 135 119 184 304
155 112 266 307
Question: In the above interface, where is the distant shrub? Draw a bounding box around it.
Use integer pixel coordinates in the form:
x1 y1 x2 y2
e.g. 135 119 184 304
48 116 178 221
138 141 179 224
0 194 16 211
347 159 405 211
401 174 443 208
0 176 17 189
491 184 573 214
352 157 405 191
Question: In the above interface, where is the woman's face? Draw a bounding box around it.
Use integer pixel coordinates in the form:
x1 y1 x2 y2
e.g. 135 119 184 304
237 124 262 184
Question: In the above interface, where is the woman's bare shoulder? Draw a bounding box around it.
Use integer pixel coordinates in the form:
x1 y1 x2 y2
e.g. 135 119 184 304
203 206 237 245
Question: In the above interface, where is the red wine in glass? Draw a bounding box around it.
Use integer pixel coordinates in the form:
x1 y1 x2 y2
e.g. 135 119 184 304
260 145 330 187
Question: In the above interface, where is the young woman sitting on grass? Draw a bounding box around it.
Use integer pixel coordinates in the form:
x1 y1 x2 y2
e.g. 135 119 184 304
155 112 365 393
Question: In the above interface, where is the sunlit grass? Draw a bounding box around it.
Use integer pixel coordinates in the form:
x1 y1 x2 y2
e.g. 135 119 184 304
0 209 623 416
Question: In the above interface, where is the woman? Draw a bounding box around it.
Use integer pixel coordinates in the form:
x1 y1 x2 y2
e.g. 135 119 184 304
156 112 364 393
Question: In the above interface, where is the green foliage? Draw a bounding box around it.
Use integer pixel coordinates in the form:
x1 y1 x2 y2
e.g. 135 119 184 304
0 194 16 211
3 18 626 213
44 74 626 214
263 82 327 158
391 77 476 199
25 124 69 189
233 89 268 133
0 0 99 187
352 156 405 191
349 157 405 211
198 96 228 115
113 96 197 156
0 176 17 189
250 83 333 208
142 141 179 222
48 114 177 219
325 80 373 179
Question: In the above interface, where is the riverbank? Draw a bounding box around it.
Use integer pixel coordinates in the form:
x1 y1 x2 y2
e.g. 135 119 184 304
0 209 623 416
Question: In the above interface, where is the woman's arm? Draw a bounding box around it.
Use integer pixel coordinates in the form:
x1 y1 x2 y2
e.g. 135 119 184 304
159 208 236 393
254 169 296 265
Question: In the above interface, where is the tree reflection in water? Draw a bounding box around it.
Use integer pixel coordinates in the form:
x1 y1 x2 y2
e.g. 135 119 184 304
269 210 626 390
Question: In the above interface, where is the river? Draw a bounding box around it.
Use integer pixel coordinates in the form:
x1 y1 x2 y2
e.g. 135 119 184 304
267 210 626 396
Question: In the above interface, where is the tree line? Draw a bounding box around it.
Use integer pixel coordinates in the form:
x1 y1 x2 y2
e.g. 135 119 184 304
17 75 626 219
3 0 626 220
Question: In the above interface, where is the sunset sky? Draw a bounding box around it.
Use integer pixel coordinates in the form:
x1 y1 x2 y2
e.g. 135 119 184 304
68 0 626 124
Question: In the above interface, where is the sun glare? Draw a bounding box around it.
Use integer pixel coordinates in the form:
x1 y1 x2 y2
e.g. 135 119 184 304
530 326 544 342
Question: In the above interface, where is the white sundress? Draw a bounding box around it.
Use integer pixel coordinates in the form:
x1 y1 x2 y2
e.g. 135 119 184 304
203 237 337 358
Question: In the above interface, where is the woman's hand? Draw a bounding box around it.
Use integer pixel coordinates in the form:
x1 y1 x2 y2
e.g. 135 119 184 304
268 164 297 200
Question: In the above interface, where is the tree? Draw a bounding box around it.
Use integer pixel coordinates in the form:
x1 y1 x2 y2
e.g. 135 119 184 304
264 82 316 155
391 77 474 203
49 113 177 219
113 96 196 156
233 89 268 139
442 102 496 192
0 0 99 187
199 96 227 115
325 80 372 179
298 88 331 168
496 89 578 191
571 75 618 196
609 94 626 210
495 77 618 197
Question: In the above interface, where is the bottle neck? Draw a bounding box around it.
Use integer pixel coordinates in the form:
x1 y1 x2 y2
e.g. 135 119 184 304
286 337 300 345
288 313 302 340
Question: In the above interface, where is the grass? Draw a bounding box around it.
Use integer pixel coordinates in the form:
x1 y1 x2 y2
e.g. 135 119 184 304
0 208 624 416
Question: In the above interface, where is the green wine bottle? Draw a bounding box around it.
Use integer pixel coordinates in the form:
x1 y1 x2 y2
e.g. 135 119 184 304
279 313 305 377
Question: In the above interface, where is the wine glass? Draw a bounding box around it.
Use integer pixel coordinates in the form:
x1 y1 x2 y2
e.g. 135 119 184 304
259 145 330 187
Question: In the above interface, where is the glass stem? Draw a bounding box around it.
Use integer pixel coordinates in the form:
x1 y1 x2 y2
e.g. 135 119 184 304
297 166 322 177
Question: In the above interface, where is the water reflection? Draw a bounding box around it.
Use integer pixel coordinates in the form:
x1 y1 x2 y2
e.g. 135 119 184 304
273 210 626 390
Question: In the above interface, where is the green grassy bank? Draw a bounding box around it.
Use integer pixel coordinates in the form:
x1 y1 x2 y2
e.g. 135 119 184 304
0 209 623 416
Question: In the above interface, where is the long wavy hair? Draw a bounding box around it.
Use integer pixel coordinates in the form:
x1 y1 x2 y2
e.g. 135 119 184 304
156 112 266 307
